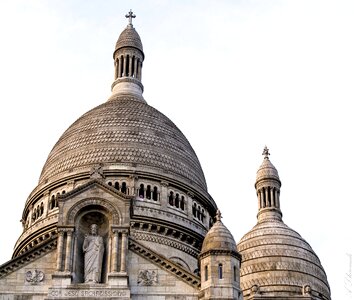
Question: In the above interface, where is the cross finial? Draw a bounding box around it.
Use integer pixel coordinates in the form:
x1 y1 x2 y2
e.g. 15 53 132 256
216 210 222 222
125 9 136 26
262 146 270 159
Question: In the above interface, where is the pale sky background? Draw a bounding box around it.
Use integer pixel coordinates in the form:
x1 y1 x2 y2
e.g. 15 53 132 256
0 1 353 298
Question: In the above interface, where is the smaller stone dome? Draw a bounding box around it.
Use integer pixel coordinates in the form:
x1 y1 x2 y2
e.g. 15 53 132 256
115 24 143 54
255 146 280 185
201 211 237 255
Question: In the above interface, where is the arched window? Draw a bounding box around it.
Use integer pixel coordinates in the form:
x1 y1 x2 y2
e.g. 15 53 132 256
108 181 112 186
169 191 174 206
62 190 66 194
180 196 185 210
115 182 120 190
139 184 145 198
192 203 197 217
146 185 151 199
233 266 237 282
153 186 158 201
197 206 201 220
204 265 208 281
218 263 223 279
201 209 205 222
32 208 37 220
121 182 127 194
40 203 44 216
175 194 180 208
51 195 55 209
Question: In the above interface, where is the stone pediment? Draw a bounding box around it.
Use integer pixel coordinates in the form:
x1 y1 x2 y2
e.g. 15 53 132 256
58 179 133 202
57 179 132 227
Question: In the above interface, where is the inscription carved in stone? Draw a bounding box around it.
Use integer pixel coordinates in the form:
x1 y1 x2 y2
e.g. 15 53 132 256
25 269 44 284
137 269 158 286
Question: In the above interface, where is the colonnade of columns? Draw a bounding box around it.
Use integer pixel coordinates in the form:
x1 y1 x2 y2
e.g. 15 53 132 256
114 55 142 80
257 187 280 209
56 227 129 275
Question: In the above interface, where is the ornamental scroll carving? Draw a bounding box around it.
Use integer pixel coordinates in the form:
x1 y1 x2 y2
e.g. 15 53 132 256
137 269 158 286
25 269 44 284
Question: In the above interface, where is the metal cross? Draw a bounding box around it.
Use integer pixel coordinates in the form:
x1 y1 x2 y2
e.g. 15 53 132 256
125 9 136 25
262 146 270 158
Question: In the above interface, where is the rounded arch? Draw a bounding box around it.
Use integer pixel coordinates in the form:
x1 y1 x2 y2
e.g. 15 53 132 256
66 197 121 225
169 256 191 272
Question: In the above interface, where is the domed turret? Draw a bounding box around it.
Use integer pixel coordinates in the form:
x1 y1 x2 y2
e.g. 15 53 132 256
199 211 242 300
237 147 331 299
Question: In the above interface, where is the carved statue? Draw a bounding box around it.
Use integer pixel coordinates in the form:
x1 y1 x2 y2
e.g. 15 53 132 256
83 224 104 283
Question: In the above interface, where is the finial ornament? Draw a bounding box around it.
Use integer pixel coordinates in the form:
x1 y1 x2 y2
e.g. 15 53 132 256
216 210 222 222
125 9 136 26
262 146 270 159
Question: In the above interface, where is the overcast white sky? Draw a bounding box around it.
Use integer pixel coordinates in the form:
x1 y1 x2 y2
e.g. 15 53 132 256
0 1 353 298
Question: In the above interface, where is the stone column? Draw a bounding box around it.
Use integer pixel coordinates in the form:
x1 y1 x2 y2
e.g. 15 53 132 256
112 230 119 272
64 230 73 272
43 191 50 217
260 190 264 208
120 231 128 273
114 59 118 79
265 187 269 207
56 231 65 271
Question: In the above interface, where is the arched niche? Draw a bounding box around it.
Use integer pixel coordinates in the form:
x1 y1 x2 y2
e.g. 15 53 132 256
70 203 120 284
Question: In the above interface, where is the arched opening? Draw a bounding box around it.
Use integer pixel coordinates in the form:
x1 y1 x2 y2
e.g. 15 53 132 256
125 55 130 76
205 265 208 281
108 181 112 186
51 195 55 209
192 203 197 217
180 196 185 210
73 208 111 284
114 182 119 190
121 182 127 194
146 185 151 200
218 263 223 279
139 184 144 198
233 265 237 282
175 194 180 208
169 191 174 206
152 186 158 201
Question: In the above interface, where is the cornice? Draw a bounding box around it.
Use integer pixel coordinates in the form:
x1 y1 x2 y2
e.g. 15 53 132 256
129 238 200 288
0 237 57 279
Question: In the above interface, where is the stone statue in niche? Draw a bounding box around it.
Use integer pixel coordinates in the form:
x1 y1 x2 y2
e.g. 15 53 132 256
83 224 104 283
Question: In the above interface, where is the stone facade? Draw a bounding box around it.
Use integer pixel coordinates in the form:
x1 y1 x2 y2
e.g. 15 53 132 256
0 13 330 300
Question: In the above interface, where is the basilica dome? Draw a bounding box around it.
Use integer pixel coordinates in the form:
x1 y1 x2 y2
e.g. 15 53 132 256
238 148 331 299
39 94 207 191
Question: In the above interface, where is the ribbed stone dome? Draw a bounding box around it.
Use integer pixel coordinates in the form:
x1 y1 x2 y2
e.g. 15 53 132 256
201 216 237 254
238 218 331 299
115 24 143 53
39 94 207 190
